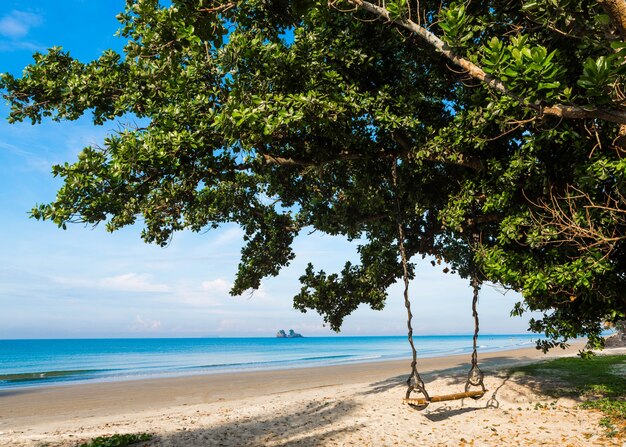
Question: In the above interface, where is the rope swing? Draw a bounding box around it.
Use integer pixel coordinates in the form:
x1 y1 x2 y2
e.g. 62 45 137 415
391 159 486 410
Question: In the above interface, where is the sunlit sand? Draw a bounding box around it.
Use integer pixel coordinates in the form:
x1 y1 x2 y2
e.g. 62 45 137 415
4 342 624 446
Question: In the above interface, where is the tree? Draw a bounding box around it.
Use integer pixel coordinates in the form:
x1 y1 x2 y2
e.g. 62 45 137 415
1 0 625 350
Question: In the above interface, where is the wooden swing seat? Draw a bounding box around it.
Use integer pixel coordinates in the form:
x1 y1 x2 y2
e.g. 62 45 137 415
403 389 486 406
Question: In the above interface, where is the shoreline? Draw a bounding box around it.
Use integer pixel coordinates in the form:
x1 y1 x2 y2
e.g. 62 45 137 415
0 341 586 430
0 343 540 392
0 334 543 392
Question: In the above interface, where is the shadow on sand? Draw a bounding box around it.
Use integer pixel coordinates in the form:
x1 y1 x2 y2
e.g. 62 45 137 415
153 398 361 447
0 388 38 399
353 354 554 421
361 354 526 395
151 363 514 445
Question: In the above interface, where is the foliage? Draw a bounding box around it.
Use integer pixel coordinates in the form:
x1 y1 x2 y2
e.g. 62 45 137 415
1 0 626 347
77 433 152 447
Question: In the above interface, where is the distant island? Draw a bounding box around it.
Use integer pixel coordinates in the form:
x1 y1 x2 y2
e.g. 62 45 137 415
276 329 303 338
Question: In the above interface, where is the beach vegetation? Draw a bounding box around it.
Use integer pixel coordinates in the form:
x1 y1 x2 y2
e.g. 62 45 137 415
513 355 626 436
1 0 626 349
77 433 152 447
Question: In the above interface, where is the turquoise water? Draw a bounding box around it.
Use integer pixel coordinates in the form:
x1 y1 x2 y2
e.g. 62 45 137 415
0 335 537 389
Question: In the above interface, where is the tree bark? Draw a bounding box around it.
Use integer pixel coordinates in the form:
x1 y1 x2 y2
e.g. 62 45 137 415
597 0 626 148
599 0 626 40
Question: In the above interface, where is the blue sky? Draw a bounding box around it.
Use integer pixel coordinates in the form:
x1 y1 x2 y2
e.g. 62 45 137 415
0 2 534 339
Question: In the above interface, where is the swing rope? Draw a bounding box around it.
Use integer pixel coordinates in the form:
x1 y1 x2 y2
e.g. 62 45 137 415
391 159 429 405
391 158 486 409
465 275 486 396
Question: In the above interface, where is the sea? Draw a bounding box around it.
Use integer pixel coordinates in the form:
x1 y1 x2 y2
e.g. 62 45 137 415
0 335 538 390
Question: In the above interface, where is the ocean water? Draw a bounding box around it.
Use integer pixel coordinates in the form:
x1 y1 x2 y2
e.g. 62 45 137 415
0 335 538 389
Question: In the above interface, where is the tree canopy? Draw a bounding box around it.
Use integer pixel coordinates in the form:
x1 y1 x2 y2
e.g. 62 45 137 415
2 0 626 350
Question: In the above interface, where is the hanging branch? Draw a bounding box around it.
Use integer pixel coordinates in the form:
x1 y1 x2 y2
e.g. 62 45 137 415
527 185 626 256
345 0 626 125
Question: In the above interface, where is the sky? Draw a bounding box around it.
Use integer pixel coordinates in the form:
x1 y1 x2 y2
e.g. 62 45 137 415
0 1 536 339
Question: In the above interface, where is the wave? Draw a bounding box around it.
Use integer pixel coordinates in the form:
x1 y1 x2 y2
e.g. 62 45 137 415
185 353 365 371
0 354 381 387
301 354 353 361
0 369 101 383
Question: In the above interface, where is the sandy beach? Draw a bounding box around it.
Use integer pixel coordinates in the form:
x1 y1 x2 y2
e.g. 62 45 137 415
1 342 623 446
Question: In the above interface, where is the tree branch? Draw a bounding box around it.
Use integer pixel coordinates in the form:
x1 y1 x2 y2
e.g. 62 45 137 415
598 0 626 40
527 185 626 256
466 214 501 228
392 131 485 171
348 0 626 125
262 141 485 171
261 153 363 166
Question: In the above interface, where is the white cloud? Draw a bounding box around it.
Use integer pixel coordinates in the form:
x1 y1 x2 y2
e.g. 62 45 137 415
100 273 170 292
201 278 232 294
210 226 244 247
54 272 170 293
232 283 269 300
0 11 42 39
172 278 233 307
171 277 269 307
0 40 42 52
130 314 162 332
0 140 55 173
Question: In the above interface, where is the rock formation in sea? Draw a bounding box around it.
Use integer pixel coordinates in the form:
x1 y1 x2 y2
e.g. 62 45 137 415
276 329 303 338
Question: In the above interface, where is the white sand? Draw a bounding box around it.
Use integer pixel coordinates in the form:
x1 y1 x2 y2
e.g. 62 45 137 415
1 344 624 447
